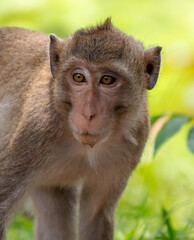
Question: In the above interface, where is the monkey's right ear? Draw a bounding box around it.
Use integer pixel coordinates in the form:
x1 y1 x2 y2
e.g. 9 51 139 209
144 46 162 90
49 34 64 78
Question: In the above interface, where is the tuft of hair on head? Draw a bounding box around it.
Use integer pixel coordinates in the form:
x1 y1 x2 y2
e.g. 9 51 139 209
97 17 113 31
76 18 113 36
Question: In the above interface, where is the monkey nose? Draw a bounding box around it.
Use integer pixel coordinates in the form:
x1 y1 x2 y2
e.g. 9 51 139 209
82 105 96 121
84 113 96 121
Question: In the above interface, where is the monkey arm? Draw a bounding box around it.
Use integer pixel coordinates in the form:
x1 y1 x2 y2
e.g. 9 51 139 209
79 171 130 240
32 186 79 240
78 146 138 240
0 154 31 240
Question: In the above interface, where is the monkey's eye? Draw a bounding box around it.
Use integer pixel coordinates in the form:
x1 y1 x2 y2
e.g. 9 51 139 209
73 73 86 83
100 76 116 85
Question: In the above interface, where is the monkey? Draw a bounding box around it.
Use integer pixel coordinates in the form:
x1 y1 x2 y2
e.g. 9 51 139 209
0 18 161 240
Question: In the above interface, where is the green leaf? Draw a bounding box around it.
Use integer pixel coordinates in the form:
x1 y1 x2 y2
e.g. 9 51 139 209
187 126 194 153
154 115 190 154
150 114 163 126
162 207 176 240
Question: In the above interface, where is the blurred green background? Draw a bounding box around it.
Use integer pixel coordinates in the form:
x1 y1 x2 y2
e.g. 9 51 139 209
1 0 194 239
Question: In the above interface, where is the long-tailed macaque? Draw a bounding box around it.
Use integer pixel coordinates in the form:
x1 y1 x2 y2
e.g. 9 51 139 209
0 19 161 240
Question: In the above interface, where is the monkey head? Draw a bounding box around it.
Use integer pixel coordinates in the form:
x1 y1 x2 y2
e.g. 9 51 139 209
49 19 162 147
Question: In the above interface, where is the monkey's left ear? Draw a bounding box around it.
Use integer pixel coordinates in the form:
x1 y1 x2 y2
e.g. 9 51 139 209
49 34 64 78
144 46 162 90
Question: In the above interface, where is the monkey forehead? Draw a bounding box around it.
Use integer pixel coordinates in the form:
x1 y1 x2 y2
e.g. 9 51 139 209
70 35 122 63
67 27 144 65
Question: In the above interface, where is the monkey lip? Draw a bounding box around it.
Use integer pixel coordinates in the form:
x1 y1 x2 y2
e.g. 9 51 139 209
74 131 108 148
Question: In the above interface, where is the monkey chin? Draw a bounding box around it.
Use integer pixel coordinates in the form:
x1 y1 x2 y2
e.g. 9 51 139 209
74 132 108 148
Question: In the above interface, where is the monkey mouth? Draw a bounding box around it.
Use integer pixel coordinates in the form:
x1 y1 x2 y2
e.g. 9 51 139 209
73 131 109 148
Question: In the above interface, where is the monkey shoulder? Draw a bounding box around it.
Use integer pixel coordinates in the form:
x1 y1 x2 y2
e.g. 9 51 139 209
0 27 50 71
0 27 48 45
0 27 51 92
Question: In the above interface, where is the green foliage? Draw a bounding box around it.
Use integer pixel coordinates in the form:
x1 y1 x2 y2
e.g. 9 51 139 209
7 215 33 240
154 115 193 155
187 126 194 153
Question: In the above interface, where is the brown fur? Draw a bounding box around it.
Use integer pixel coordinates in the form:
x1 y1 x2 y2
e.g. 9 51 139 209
0 19 161 240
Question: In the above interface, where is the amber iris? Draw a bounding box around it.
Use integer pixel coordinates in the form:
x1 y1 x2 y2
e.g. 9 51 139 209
100 76 115 85
73 73 85 82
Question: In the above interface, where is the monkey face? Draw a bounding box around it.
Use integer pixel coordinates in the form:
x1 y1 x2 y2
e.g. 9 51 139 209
60 61 132 147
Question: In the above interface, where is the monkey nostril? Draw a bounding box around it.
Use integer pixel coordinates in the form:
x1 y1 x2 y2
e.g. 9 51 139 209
89 114 95 120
